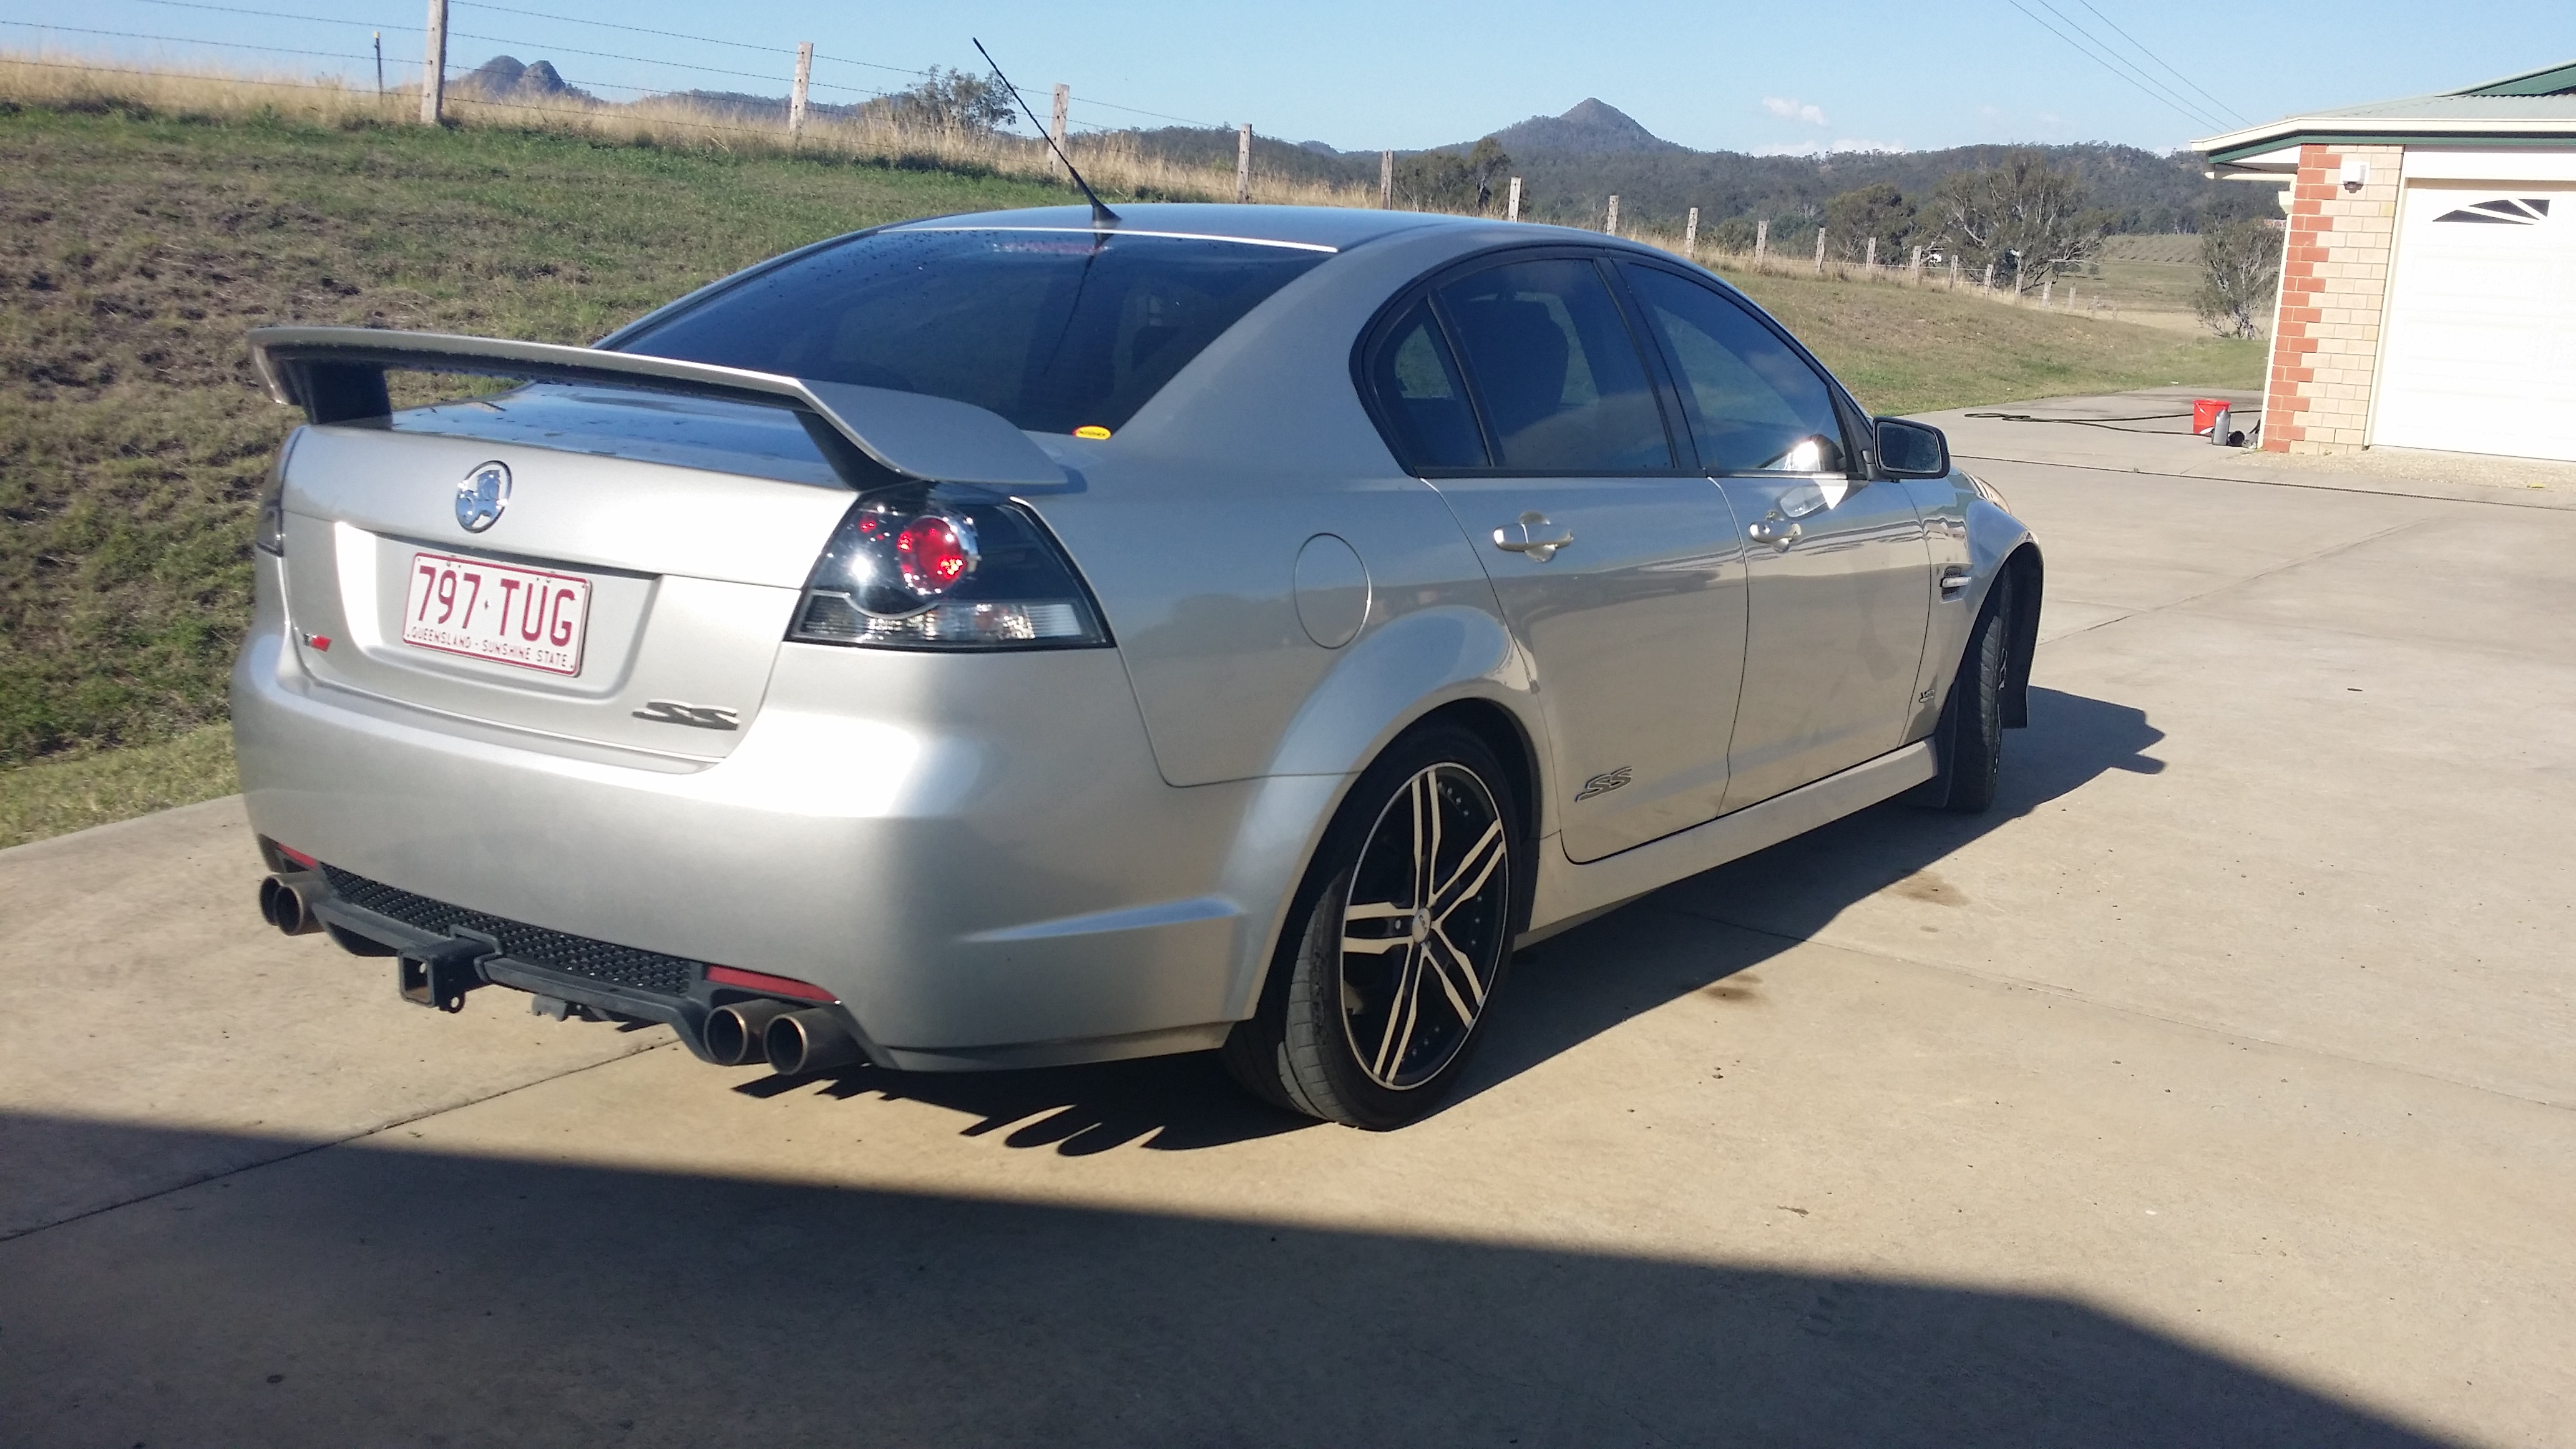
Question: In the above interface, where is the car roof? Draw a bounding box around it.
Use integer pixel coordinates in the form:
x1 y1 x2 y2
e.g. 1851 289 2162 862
887 203 1582 253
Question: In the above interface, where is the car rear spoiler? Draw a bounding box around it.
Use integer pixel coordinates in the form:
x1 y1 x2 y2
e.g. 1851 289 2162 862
245 325 1066 489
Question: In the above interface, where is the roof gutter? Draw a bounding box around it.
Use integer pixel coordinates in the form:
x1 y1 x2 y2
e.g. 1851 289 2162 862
245 326 1066 490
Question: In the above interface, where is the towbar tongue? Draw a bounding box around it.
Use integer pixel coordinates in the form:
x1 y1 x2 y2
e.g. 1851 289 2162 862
398 935 499 1013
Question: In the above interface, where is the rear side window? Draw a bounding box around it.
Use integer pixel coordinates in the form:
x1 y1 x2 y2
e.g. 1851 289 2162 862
616 230 1329 435
1363 300 1488 469
1624 265 1848 474
1434 257 1672 474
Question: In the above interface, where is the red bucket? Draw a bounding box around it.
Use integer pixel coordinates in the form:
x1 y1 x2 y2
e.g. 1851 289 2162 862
2192 398 2232 436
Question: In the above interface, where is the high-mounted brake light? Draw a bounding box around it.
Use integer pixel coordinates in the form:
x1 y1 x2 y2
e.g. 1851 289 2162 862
788 486 1109 651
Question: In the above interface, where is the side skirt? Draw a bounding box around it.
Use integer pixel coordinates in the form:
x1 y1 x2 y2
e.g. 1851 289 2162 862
1523 740 1936 938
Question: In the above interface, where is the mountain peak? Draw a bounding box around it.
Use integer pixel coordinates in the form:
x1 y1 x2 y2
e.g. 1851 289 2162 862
1488 99 1686 156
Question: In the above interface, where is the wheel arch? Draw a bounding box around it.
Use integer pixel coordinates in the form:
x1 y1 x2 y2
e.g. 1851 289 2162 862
1999 542 2044 728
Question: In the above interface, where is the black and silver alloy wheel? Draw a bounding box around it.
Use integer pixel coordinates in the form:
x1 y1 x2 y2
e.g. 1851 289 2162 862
1222 724 1523 1128
1337 762 1510 1091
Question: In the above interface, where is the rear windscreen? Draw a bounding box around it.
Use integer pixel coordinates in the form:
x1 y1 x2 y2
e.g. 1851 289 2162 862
613 229 1331 435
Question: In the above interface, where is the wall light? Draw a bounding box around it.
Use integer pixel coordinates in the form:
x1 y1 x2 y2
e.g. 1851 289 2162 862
2339 159 2370 193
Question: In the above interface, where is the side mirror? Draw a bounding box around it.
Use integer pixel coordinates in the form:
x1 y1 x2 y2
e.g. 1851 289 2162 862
1874 418 1951 479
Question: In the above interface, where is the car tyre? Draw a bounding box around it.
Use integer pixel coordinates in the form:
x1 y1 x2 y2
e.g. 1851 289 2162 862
1221 725 1523 1129
1920 577 2012 813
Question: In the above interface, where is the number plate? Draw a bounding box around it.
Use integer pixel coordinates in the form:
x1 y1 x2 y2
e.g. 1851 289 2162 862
401 550 592 676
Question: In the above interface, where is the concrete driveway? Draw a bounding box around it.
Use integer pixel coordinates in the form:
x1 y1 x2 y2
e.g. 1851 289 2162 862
4 398 2570 1447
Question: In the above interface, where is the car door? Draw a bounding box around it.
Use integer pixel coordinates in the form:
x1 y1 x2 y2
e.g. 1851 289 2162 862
1366 251 1749 863
1617 262 1933 811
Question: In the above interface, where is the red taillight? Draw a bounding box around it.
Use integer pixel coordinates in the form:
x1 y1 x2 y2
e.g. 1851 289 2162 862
895 514 972 593
705 965 836 1002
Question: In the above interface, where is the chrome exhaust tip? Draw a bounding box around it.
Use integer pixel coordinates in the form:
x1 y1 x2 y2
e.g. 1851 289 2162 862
764 1007 862 1076
259 873 323 936
703 999 795 1067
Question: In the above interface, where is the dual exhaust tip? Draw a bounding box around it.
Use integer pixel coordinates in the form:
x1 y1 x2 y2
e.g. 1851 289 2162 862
258 872 324 936
703 999 863 1076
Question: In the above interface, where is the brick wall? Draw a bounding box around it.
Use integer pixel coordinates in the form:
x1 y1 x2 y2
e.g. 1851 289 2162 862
2263 144 2403 454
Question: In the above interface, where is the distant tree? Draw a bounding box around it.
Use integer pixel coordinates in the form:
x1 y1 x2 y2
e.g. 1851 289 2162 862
1822 183 1917 262
2194 218 2282 338
872 67 1015 134
1397 138 1514 213
1925 150 2112 288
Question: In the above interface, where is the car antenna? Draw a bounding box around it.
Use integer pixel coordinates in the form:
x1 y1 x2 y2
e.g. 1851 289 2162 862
973 39 1120 230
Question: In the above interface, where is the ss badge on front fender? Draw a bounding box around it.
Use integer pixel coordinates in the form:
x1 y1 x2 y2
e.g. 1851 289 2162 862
633 699 740 731
1574 766 1632 802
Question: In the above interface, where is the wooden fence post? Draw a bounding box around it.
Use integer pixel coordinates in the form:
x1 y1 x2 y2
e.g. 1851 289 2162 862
419 0 447 125
1910 244 1923 283
1505 176 1521 222
1982 260 1996 290
1950 254 1961 289
1604 195 1619 235
1380 150 1393 209
2041 277 2052 309
1236 124 1252 203
1755 218 1768 263
789 41 812 142
1684 206 1698 258
1813 227 1826 274
1050 84 1068 178
1863 236 1876 273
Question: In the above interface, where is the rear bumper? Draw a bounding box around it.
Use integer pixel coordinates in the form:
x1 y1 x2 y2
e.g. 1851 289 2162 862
232 586 1274 1068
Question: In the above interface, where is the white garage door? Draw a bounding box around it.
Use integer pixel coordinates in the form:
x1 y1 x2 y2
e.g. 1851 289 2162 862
2373 183 2576 462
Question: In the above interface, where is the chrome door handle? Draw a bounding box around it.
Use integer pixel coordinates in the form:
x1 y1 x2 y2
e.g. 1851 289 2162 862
1940 567 1973 597
1493 511 1574 562
1748 519 1802 547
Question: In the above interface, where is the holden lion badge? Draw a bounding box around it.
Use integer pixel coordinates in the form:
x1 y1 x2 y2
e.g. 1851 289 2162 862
456 461 511 533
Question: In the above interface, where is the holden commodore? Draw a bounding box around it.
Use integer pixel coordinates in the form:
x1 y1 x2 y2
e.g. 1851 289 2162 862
238 203 2041 1128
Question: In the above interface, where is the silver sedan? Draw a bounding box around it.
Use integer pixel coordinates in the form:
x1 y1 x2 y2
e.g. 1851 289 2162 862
236 203 2041 1128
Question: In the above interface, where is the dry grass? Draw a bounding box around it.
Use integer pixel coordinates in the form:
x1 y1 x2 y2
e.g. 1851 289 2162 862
0 721 235 849
0 54 1375 208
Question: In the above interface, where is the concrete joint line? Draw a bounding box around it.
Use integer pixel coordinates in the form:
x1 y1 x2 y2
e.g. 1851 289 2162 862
1652 902 2576 1115
1953 454 2574 514
0 1038 677 1246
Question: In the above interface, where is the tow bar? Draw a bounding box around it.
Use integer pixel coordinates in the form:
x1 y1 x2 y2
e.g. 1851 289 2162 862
398 935 499 1013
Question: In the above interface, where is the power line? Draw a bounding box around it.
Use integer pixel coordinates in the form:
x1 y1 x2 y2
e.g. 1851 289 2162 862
0 18 394 66
449 1 791 57
2024 0 2225 128
2002 0 2224 130
2071 0 2249 125
124 0 407 30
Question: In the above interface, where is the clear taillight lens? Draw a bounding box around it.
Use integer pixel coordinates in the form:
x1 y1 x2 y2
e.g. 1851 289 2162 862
788 487 1109 651
254 434 296 556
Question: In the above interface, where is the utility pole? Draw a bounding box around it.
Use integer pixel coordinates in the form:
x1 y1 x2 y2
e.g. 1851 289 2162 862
1379 150 1393 209
419 0 447 125
789 41 812 142
1236 124 1252 203
1505 176 1521 222
1755 218 1768 263
1604 194 1619 235
1050 84 1069 179
1684 206 1699 258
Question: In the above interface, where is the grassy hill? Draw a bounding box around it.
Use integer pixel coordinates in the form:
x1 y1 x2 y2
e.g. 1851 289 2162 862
0 102 2256 844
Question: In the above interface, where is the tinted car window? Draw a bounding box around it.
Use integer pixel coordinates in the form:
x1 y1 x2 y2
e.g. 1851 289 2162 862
1364 299 1488 469
616 230 1329 435
1435 257 1672 474
1624 265 1848 474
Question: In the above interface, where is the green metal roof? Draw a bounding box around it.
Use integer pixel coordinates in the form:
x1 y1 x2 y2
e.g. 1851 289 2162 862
2192 59 2576 165
2452 60 2576 97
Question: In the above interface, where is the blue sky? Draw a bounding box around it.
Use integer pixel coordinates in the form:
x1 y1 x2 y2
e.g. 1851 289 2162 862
7 0 2570 155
